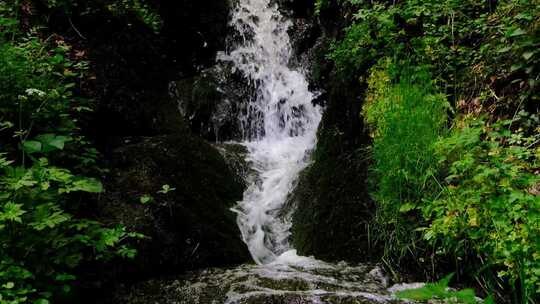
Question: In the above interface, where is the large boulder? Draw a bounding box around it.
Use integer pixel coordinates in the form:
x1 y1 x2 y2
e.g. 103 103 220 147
95 134 250 283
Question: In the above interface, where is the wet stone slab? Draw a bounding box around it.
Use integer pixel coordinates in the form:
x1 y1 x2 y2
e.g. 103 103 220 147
114 261 412 304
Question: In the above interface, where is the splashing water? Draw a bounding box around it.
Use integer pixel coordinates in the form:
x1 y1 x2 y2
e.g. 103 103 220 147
218 0 322 265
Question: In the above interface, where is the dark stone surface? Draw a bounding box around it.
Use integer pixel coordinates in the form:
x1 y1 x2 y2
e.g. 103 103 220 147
169 66 253 142
45 0 232 145
96 134 250 283
288 3 379 263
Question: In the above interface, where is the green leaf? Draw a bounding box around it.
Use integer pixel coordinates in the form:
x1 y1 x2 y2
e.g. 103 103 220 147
23 140 42 154
399 202 416 213
139 195 153 204
522 51 535 61
3 282 14 289
1 202 26 223
55 274 76 282
36 134 71 152
71 178 103 193
158 184 176 194
510 64 523 72
508 28 526 37
497 46 511 53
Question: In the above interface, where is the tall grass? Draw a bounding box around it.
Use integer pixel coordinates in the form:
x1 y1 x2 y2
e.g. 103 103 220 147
363 64 449 270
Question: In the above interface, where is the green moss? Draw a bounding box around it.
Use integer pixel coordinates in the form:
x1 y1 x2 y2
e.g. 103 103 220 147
291 123 376 262
99 132 250 280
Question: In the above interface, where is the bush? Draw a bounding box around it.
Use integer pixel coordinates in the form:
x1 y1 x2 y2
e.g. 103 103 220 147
364 61 540 302
0 4 141 303
326 0 540 301
425 116 540 302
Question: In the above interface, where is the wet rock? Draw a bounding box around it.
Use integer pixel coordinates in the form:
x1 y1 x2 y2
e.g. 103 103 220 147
96 134 251 284
289 3 377 263
47 0 234 147
169 66 253 141
113 263 407 304
215 143 253 188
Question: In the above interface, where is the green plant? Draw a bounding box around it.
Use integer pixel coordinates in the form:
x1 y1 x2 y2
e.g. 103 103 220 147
327 0 540 300
0 3 141 302
397 273 491 304
0 152 142 303
423 116 540 302
364 63 449 265
106 0 162 33
157 184 175 195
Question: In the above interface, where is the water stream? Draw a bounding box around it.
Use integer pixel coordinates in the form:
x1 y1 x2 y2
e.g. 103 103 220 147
213 0 411 302
218 0 321 266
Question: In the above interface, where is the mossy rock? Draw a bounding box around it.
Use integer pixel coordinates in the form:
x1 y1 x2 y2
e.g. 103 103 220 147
290 70 377 263
113 263 406 304
169 66 253 142
97 134 250 284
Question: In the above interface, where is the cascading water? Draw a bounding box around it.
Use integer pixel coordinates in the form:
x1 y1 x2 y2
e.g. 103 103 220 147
133 1 417 302
117 1 420 303
218 0 322 265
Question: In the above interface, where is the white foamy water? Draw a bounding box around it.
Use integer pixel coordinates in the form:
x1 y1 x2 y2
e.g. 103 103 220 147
218 0 322 265
212 1 416 302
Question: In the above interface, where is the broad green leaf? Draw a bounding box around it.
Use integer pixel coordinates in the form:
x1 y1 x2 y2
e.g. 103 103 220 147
23 140 42 154
36 134 71 152
55 274 76 282
497 46 511 53
522 51 535 61
399 202 416 213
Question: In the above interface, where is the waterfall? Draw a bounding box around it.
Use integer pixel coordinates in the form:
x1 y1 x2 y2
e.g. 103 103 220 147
118 2 419 302
218 0 322 264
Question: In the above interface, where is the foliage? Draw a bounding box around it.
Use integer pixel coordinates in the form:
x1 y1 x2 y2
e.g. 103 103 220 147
0 3 142 302
325 0 540 301
364 61 540 302
397 273 485 304
364 63 449 263
329 0 539 110
105 0 162 33
425 116 540 302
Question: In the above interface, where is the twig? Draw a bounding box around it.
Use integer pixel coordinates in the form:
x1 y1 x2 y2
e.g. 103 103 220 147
68 17 87 40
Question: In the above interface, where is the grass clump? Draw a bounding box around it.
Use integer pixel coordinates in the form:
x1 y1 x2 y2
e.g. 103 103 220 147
364 60 540 302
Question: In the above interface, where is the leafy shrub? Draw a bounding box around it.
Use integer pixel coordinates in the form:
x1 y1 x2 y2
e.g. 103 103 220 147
0 153 142 303
424 116 540 302
0 5 141 303
326 0 540 301
329 0 538 110
364 62 540 302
